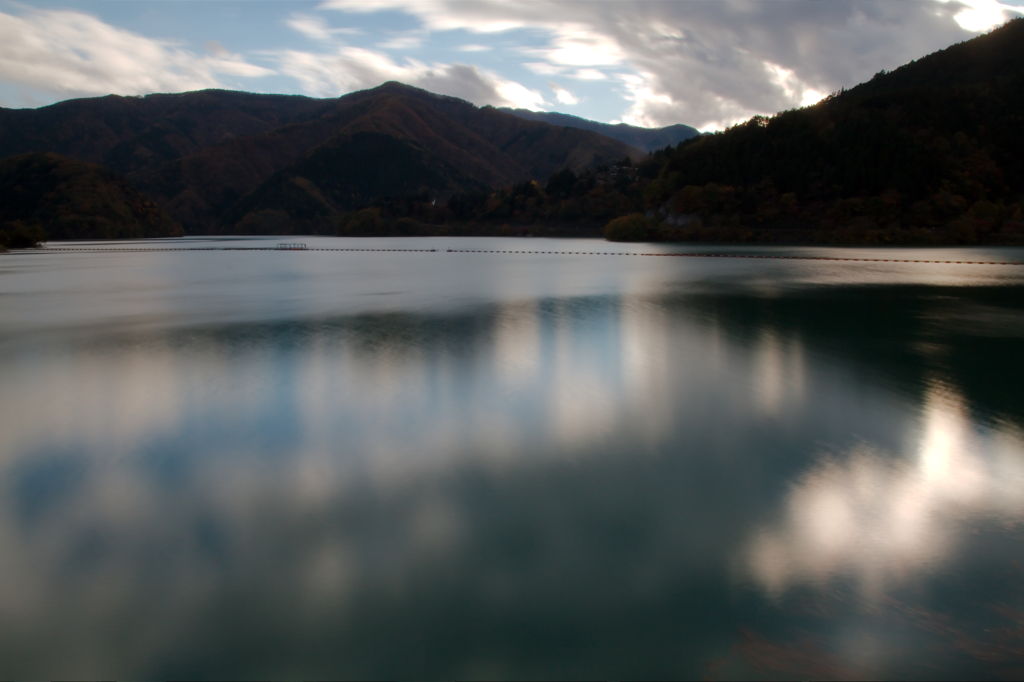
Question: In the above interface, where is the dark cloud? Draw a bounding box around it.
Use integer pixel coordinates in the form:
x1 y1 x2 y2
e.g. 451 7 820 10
276 46 545 108
322 1 1014 127
2 2 1019 127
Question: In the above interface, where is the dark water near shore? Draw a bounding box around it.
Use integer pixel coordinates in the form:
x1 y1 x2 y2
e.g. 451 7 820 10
2 236 1024 680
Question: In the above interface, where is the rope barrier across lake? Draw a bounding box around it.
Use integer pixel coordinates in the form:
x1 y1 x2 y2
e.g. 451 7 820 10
33 247 440 253
6 246 1021 265
444 249 1021 264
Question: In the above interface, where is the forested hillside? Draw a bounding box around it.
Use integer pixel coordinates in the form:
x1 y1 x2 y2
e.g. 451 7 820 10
0 90 330 174
2 19 1022 244
368 18 1023 244
636 17 1024 243
0 153 181 244
208 86 639 234
0 83 641 237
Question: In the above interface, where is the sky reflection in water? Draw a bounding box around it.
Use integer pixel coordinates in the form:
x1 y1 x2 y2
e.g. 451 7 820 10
1 237 1024 680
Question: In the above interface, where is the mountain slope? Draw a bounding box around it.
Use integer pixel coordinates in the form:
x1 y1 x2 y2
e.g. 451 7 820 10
0 90 330 176
1 83 643 234
220 130 494 234
643 18 1024 238
369 84 645 174
500 108 699 152
0 153 182 239
125 83 642 232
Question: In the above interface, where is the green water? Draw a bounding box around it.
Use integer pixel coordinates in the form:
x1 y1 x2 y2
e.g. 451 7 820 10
2 237 1023 680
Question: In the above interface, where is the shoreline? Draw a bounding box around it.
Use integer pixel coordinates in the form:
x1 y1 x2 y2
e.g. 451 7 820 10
10 234 1024 253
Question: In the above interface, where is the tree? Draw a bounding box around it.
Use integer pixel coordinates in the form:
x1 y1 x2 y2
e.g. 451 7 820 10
604 213 648 241
337 208 384 236
0 220 47 248
545 168 578 198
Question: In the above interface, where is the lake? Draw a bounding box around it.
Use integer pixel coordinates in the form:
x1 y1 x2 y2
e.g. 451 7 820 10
2 236 1024 680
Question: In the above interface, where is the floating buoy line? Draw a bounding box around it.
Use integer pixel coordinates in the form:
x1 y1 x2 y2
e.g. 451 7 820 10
32 247 439 253
6 246 1020 265
444 249 1021 264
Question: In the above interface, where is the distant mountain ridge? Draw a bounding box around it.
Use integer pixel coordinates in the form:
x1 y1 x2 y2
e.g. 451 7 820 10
0 82 643 235
0 90 331 174
4 18 1022 245
303 19 1024 244
499 108 699 152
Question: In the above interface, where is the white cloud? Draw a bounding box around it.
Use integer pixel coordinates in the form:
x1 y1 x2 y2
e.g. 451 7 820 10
322 0 532 33
571 68 606 81
800 89 825 107
8 1 1012 129
319 0 1003 129
287 13 335 41
376 33 423 50
549 82 578 105
493 78 546 110
528 24 624 67
746 384 1024 597
942 0 1024 32
376 30 423 50
764 61 824 110
286 13 364 42
0 8 273 100
523 61 563 75
616 72 682 129
276 46 545 109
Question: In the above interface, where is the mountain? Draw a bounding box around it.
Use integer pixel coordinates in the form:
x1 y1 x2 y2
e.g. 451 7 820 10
500 108 699 152
10 12 1016 246
0 90 331 175
640 18 1024 242
337 20 1024 245
0 83 643 235
0 152 182 240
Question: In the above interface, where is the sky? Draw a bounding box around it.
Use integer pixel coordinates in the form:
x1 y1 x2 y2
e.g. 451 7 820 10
0 1 1022 131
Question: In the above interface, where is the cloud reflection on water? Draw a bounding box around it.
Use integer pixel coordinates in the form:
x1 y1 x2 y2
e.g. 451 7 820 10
752 326 806 420
1 295 681 515
2 249 1024 677
747 380 1024 597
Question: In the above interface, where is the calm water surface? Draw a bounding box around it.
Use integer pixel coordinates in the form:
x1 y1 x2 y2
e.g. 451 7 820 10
2 236 1024 680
